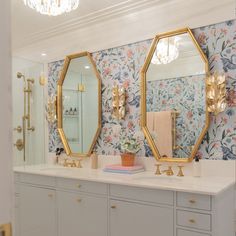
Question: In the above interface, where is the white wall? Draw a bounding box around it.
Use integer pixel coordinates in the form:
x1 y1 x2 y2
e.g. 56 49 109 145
0 0 12 225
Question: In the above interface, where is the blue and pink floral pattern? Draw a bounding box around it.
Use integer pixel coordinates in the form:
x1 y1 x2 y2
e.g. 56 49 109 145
48 20 236 160
147 75 206 157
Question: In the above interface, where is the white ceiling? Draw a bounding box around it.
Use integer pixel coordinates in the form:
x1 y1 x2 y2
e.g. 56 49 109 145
11 0 235 63
11 0 131 49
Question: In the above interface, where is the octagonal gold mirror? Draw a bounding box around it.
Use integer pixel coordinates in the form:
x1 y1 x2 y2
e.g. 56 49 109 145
57 52 101 157
141 28 210 162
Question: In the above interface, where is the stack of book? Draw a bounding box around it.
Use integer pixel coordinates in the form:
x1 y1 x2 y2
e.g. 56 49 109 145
103 164 144 174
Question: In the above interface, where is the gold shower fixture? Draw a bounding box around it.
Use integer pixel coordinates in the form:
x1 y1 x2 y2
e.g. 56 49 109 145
15 72 35 162
112 84 126 120
206 73 227 115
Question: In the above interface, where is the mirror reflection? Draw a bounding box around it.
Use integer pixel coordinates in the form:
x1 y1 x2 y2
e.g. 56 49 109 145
58 53 101 157
145 31 208 159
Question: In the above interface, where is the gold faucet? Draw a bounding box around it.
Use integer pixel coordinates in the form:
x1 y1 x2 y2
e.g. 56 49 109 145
162 166 174 176
63 158 83 168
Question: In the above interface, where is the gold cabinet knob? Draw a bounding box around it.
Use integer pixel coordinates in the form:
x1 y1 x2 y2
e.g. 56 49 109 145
189 219 196 224
77 184 81 188
111 205 116 209
48 193 53 198
189 199 196 204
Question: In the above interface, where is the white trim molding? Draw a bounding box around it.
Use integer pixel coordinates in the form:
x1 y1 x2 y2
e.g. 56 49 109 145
13 0 235 62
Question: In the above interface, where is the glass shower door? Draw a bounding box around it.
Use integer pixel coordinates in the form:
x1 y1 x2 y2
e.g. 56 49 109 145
12 57 46 166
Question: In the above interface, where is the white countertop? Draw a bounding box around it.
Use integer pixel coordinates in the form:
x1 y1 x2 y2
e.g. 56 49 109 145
14 165 235 195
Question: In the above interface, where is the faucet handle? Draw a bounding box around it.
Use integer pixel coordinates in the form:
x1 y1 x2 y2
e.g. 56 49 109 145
177 165 184 177
71 160 77 168
155 164 162 175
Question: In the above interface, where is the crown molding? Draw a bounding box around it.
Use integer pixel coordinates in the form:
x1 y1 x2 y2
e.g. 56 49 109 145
13 0 163 49
13 0 235 63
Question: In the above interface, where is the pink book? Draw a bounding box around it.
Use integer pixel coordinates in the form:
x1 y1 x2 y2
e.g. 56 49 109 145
104 164 144 171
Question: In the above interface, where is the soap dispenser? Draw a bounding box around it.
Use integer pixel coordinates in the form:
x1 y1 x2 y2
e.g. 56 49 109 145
193 156 201 177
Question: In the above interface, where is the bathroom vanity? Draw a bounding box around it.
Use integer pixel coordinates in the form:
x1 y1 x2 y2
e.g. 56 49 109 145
14 165 235 236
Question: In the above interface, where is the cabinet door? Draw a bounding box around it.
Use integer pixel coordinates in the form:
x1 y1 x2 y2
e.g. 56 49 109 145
110 199 173 236
19 185 56 236
57 191 107 236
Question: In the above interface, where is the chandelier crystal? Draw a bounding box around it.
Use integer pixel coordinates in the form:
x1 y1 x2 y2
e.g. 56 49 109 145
151 37 179 65
23 0 80 16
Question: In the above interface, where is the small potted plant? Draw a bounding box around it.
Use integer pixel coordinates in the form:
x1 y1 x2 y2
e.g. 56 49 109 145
120 135 141 166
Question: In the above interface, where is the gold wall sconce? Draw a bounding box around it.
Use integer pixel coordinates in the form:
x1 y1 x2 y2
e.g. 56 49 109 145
46 95 57 124
112 84 126 120
206 73 227 115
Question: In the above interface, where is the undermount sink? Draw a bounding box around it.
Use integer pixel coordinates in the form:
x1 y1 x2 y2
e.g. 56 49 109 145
133 175 183 182
40 167 74 171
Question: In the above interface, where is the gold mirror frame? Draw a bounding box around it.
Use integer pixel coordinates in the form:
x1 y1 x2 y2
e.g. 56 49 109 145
141 28 210 163
57 51 102 158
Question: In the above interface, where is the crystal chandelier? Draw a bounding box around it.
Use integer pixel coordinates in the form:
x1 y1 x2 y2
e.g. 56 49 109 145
151 37 179 65
23 0 80 16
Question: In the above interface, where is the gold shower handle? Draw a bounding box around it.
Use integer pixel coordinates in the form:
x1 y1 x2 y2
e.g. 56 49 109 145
14 139 24 151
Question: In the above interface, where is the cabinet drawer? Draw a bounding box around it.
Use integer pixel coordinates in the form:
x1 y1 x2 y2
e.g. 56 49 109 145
110 184 173 205
177 210 211 231
177 228 210 236
56 178 108 195
20 173 56 187
177 192 211 211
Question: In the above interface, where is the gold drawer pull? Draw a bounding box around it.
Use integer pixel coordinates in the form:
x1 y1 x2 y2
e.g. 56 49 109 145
77 184 81 188
189 199 196 204
189 219 196 224
77 198 82 203
111 205 116 209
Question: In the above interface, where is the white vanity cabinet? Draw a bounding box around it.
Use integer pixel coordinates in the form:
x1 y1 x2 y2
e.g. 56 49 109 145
109 184 174 236
14 171 235 236
18 185 56 236
110 199 173 236
57 178 108 236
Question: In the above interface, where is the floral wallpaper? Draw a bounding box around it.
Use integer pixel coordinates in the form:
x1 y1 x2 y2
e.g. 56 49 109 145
146 75 206 157
48 19 236 160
